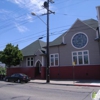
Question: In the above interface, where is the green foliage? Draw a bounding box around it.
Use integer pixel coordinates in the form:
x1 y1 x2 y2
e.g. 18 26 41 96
91 92 96 99
0 43 23 68
0 67 6 75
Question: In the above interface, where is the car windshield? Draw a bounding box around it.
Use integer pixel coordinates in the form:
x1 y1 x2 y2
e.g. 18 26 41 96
19 73 27 76
11 74 15 77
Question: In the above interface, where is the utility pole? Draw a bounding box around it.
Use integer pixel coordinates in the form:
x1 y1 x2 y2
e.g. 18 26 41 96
46 0 50 83
43 0 54 83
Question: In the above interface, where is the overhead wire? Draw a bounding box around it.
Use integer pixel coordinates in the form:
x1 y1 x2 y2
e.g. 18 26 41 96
0 0 97 48
0 0 89 35
0 20 97 46
55 13 92 17
55 0 88 10
0 5 45 31
54 0 70 5
0 22 97 48
0 17 38 35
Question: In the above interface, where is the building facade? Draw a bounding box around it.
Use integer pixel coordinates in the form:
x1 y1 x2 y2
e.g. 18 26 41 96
7 6 100 80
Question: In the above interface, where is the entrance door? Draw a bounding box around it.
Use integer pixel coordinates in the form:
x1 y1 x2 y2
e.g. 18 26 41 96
35 61 42 77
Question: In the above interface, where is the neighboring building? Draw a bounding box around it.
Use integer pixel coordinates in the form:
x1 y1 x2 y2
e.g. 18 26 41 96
0 62 5 68
0 51 5 67
7 6 100 80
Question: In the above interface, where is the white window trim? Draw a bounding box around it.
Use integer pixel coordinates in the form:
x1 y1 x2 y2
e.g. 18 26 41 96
71 32 88 49
26 57 34 67
35 59 42 66
96 29 99 38
50 53 59 66
42 56 44 66
72 50 90 65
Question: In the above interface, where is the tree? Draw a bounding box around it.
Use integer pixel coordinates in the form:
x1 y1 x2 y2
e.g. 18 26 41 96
0 67 6 75
0 43 23 68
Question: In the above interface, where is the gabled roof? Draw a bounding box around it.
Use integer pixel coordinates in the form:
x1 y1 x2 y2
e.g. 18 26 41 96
21 19 98 55
21 40 46 56
49 18 98 47
49 32 66 46
83 18 98 29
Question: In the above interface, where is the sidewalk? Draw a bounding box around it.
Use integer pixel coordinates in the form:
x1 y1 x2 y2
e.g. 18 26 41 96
30 79 100 87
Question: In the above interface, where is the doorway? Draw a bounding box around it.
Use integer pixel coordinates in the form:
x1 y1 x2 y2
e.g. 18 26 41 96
35 60 42 77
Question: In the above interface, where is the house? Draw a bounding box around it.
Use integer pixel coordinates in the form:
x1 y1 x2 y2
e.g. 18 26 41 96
7 6 100 80
0 51 5 68
0 62 5 68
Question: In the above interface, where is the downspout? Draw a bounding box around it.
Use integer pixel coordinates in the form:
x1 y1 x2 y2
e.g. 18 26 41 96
96 6 100 35
96 6 100 61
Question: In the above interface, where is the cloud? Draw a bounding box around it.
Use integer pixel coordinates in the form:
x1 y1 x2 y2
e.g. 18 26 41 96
0 9 10 13
26 14 34 22
13 13 34 23
7 0 47 15
14 23 29 33
0 9 12 20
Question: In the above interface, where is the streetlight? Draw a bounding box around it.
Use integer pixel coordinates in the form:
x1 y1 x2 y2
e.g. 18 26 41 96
38 37 43 39
31 0 54 83
31 5 50 83
31 12 47 25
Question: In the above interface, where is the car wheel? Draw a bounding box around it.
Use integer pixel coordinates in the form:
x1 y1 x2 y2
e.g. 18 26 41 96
5 78 9 82
25 81 28 83
17 79 21 83
13 80 16 82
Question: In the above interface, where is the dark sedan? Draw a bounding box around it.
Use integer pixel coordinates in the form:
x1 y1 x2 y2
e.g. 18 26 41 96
4 73 30 83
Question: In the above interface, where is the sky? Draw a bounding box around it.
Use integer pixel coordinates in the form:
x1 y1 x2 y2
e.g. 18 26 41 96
0 0 100 51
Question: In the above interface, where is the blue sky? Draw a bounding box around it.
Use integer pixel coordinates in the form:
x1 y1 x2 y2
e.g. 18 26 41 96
0 0 100 51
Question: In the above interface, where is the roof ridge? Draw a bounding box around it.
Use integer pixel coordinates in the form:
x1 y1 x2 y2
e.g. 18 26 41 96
21 39 38 50
82 18 98 22
38 39 42 49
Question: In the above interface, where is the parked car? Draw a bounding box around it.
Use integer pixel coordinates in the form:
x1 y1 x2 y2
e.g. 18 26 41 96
0 75 6 80
4 73 30 83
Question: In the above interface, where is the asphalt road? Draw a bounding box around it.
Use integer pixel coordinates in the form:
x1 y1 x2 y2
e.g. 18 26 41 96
0 81 99 100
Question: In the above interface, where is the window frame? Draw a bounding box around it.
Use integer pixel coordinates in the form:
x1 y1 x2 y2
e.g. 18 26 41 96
72 50 89 65
26 57 34 67
71 32 88 49
50 53 59 66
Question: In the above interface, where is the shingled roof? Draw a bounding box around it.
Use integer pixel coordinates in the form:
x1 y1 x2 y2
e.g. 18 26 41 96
49 32 66 46
49 19 98 47
21 40 46 56
83 18 98 29
21 19 98 56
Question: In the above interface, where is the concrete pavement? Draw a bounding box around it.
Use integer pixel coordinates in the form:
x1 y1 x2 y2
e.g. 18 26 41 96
30 79 100 87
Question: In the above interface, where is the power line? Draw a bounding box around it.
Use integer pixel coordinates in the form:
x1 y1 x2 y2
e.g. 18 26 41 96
0 21 97 43
0 8 29 23
0 7 45 31
0 24 97 48
0 0 90 35
0 12 33 28
54 0 70 5
55 13 92 17
0 17 38 35
0 26 45 45
56 0 88 10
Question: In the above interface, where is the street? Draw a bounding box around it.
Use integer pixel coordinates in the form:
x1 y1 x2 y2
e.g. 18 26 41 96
0 81 99 100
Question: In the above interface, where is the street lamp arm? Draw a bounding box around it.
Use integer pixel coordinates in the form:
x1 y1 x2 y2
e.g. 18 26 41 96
31 12 47 25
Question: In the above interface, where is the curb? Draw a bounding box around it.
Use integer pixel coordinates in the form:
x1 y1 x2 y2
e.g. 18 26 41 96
50 83 100 87
29 81 100 87
75 84 100 87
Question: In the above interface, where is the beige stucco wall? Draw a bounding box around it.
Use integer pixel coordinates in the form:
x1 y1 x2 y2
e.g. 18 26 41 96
49 20 100 66
21 49 43 67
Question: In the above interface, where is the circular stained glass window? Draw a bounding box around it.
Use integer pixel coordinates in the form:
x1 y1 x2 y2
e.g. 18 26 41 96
72 33 88 49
